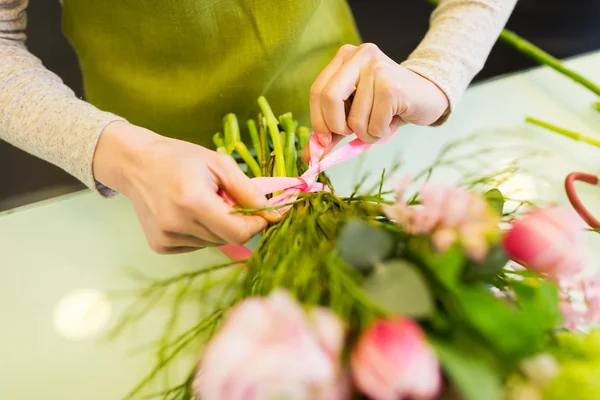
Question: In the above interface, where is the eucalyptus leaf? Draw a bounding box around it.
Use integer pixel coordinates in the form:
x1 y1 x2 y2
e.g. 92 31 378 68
362 259 434 318
431 337 502 400
484 188 505 216
462 246 509 282
337 219 395 272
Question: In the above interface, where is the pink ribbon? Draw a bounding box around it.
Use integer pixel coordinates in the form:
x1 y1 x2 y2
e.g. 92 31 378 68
219 134 391 260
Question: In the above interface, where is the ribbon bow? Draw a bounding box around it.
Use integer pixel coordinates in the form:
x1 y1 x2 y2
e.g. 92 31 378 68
219 134 391 260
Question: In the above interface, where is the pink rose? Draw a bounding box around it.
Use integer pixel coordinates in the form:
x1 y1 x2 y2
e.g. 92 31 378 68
560 266 600 329
193 290 349 400
384 176 500 261
350 317 442 400
503 206 585 280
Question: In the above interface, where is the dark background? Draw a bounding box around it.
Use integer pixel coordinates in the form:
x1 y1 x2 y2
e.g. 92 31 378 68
1 0 599 210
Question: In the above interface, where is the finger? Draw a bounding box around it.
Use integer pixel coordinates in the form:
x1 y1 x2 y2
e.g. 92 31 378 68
213 155 281 223
347 66 376 143
321 44 381 137
202 191 268 245
323 134 345 156
310 44 357 140
367 74 397 140
302 132 345 162
158 246 205 255
389 115 406 134
164 230 225 247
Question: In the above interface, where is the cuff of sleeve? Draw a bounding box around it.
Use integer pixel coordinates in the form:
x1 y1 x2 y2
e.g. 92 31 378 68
84 113 128 199
400 58 466 127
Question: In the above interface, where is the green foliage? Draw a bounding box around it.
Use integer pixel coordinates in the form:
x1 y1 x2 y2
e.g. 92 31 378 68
431 335 503 400
362 259 434 318
484 188 505 216
462 246 509 282
336 218 396 272
109 97 574 399
402 235 562 399
541 329 600 400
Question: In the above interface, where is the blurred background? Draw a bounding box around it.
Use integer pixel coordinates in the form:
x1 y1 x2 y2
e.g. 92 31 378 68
1 0 599 211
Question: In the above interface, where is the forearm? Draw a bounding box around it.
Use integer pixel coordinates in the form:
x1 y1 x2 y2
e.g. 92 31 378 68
0 0 125 196
401 0 518 120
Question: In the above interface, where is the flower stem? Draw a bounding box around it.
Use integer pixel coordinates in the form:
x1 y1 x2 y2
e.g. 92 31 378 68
223 113 241 153
213 132 224 149
258 96 286 177
280 112 299 176
499 30 600 98
297 126 310 152
258 114 269 176
526 116 600 148
234 142 262 177
246 119 262 164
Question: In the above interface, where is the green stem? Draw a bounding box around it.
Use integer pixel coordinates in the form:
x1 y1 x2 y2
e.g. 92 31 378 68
213 132 224 149
216 147 235 160
499 29 600 97
526 116 600 148
297 126 310 152
258 96 286 177
280 112 299 177
223 113 241 153
258 114 269 176
280 131 287 154
234 142 262 177
246 119 262 164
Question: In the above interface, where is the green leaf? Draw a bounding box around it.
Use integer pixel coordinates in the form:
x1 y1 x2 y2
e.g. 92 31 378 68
484 188 505 216
462 246 509 282
405 236 466 289
511 279 562 336
362 259 434 318
431 336 502 400
452 280 559 362
336 219 395 272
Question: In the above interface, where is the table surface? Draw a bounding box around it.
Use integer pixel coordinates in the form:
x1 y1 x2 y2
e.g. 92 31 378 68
3 51 600 399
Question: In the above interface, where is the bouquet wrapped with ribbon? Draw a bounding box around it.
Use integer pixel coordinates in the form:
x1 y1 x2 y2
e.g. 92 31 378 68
110 96 600 400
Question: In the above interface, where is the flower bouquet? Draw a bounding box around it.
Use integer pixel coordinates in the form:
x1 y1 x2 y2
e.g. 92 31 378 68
108 94 600 400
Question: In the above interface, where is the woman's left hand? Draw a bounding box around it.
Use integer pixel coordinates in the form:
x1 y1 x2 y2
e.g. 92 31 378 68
308 43 449 153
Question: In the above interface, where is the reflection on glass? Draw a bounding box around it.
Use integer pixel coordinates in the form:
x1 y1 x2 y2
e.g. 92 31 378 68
53 288 112 340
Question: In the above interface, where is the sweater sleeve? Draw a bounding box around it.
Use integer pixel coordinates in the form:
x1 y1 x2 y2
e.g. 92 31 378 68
401 0 518 124
0 0 125 197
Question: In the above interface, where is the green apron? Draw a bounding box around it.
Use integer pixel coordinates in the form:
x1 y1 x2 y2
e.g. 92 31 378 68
62 0 362 149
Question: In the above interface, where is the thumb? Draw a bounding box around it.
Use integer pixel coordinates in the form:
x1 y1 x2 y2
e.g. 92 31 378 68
302 133 344 162
216 158 282 223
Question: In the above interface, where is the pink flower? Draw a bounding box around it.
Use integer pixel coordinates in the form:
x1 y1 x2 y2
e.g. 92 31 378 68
502 206 585 281
193 290 349 400
350 317 442 400
560 266 600 329
383 176 500 261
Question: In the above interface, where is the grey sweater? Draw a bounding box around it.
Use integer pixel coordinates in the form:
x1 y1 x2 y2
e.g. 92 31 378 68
0 0 517 196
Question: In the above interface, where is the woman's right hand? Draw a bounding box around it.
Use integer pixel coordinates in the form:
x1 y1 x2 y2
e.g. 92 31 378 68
92 121 281 254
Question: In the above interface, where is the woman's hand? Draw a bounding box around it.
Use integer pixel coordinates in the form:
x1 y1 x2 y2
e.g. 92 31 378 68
309 43 449 151
92 121 281 254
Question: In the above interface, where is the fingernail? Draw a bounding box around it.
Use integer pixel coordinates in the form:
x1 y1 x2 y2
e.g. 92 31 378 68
317 133 331 146
266 209 282 220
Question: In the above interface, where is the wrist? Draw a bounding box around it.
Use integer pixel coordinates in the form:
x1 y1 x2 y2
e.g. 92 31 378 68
92 120 158 196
